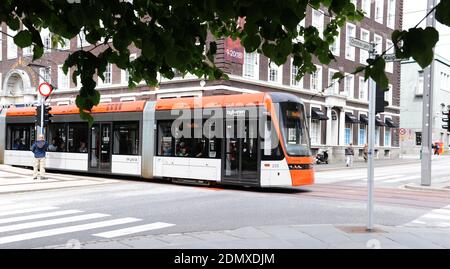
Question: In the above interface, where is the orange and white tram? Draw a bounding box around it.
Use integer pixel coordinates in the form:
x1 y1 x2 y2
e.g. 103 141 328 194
0 92 314 187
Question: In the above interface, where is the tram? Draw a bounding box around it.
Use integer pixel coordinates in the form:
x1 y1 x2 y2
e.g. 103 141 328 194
0 92 314 187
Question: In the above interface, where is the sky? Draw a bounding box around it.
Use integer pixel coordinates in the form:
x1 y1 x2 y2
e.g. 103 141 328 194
403 0 450 60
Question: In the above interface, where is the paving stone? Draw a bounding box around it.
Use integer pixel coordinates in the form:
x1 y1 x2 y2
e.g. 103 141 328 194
118 237 171 249
223 226 271 239
384 232 444 249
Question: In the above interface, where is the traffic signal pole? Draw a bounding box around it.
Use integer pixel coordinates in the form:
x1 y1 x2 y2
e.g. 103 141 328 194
421 0 436 186
40 98 45 136
367 43 377 231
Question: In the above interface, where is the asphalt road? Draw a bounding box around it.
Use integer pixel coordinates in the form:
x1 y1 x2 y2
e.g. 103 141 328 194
0 156 449 249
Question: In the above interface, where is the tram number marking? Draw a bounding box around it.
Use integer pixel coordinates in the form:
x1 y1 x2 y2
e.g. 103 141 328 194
272 164 280 169
125 157 139 162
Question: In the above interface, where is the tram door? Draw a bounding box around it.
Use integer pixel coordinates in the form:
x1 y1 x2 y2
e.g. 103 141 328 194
89 123 112 172
223 116 258 185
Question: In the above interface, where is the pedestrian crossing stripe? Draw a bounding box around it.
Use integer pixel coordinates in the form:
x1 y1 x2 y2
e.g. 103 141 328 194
0 210 83 225
93 222 175 239
0 206 58 217
403 205 450 228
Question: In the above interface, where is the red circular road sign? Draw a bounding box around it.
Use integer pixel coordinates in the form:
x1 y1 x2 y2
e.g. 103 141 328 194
38 82 53 97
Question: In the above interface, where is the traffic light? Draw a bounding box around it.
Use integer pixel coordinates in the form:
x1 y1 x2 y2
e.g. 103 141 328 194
43 105 53 125
35 105 42 127
443 111 450 132
375 85 389 114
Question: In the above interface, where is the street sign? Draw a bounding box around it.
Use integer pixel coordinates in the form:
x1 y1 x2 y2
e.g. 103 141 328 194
382 53 398 62
38 82 53 97
349 37 374 51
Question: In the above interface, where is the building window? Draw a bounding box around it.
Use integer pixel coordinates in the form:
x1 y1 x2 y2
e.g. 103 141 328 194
327 69 340 95
58 38 70 50
310 119 321 145
345 23 356 61
99 63 112 85
385 40 394 73
268 62 283 84
415 132 422 146
386 84 393 107
344 74 354 98
360 29 370 64
387 0 396 28
362 0 371 18
345 123 352 145
312 9 324 38
58 65 70 90
294 18 305 43
375 0 384 24
7 27 17 59
113 122 140 155
330 29 340 56
385 126 391 147
359 77 368 101
122 54 137 85
77 29 90 47
39 67 51 84
243 51 259 79
374 34 383 55
416 70 424 95
375 126 380 146
41 28 52 53
310 65 322 92
359 122 367 145
291 60 303 87
0 33 2 60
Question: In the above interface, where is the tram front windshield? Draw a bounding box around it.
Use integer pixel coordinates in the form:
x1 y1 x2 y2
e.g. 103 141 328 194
278 102 310 156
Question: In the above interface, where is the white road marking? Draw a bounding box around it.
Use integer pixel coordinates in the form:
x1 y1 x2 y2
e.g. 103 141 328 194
0 213 109 233
383 176 420 183
93 222 175 239
0 203 34 212
403 205 450 228
420 213 450 221
0 206 58 217
0 217 141 245
0 210 83 225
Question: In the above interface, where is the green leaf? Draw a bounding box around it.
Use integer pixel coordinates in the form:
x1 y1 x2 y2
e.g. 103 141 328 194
32 45 44 61
436 0 450 26
13 30 33 48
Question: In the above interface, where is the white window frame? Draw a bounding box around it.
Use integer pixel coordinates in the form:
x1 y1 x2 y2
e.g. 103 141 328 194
290 58 303 87
294 18 306 43
120 96 136 102
384 116 392 147
310 65 322 92
327 68 340 95
243 51 259 80
39 67 51 84
387 0 396 29
344 121 353 145
359 76 368 101
58 38 71 50
312 9 324 38
373 34 383 55
386 84 393 107
57 65 70 90
345 23 356 61
375 0 384 24
98 63 112 85
41 28 52 53
77 29 90 48
121 53 137 85
310 105 322 145
362 0 371 18
268 62 283 84
7 27 17 59
385 40 394 73
344 73 354 98
358 113 368 146
330 28 340 57
360 29 370 65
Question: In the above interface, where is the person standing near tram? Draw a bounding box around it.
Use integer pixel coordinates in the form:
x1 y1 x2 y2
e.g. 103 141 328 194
31 134 49 180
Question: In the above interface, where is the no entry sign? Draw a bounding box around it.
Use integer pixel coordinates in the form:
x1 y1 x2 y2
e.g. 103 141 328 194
38 82 53 97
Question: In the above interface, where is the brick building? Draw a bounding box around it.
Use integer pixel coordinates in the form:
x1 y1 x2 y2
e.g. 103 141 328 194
0 0 402 162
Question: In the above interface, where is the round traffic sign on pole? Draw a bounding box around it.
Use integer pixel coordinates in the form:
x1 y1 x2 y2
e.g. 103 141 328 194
38 82 53 97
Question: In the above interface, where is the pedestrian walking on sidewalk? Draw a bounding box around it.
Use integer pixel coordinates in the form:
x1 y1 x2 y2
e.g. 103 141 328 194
363 144 368 162
345 143 354 167
31 134 48 180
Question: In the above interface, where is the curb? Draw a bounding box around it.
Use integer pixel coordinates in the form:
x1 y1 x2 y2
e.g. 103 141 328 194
403 184 450 193
313 159 420 172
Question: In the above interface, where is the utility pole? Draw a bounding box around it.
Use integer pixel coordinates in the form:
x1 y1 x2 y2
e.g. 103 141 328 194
421 0 437 186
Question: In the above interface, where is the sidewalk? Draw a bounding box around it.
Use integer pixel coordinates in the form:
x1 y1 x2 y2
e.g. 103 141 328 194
313 156 420 172
45 224 450 249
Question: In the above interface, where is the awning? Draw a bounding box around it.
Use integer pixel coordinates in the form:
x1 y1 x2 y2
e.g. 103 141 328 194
359 114 368 125
345 113 360 124
385 118 398 128
311 107 329 120
375 116 385 126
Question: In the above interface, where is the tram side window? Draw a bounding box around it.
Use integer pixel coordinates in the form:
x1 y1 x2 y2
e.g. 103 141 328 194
261 117 284 160
68 123 88 153
157 121 174 156
6 124 35 150
113 122 139 155
47 124 67 152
